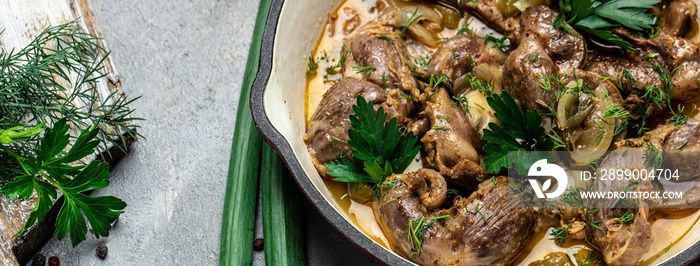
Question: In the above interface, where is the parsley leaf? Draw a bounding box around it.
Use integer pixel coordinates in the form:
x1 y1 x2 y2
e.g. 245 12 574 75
481 92 554 174
325 96 420 184
0 118 126 247
559 0 660 51
594 0 659 31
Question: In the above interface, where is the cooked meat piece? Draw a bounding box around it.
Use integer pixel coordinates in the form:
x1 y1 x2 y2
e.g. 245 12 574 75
442 0 520 37
421 88 489 189
585 53 663 97
426 33 506 96
649 36 700 101
376 173 536 265
428 34 494 81
304 78 411 177
503 37 559 115
585 53 667 119
662 119 700 151
612 120 700 209
610 33 700 102
349 22 420 99
503 5 586 115
657 0 699 38
559 71 628 144
520 5 586 73
586 150 654 266
615 119 700 181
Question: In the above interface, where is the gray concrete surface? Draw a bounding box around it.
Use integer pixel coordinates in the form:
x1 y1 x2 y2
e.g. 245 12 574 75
36 1 382 265
38 0 260 264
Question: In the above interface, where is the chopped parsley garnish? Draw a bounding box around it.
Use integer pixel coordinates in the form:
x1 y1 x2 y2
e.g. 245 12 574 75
325 96 420 184
432 126 451 130
481 91 555 174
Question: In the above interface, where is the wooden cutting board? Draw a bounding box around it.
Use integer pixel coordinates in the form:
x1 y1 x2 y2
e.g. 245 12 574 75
0 0 135 265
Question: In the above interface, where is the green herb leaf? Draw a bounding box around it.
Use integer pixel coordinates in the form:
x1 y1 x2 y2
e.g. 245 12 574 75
484 35 510 52
594 0 659 31
550 224 572 246
0 119 126 247
325 96 420 184
481 92 555 174
560 0 661 51
0 124 44 145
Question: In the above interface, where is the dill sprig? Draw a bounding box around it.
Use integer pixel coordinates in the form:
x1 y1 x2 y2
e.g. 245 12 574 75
615 211 634 224
408 217 433 259
0 20 141 180
484 35 510 52
550 224 571 246
575 250 605 266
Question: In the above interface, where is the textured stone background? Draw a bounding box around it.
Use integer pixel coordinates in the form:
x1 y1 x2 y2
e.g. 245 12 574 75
37 0 380 265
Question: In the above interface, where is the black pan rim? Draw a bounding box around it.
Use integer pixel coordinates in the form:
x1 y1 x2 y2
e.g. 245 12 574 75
247 0 700 265
249 0 411 265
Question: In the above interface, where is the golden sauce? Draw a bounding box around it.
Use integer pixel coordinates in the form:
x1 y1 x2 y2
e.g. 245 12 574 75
305 0 700 264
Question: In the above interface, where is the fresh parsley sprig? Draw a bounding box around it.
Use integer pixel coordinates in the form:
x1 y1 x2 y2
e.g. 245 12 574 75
0 119 126 247
558 0 660 51
481 92 554 174
325 96 420 184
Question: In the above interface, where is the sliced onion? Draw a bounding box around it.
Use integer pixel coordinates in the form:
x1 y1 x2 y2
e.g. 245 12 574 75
396 6 441 27
453 74 470 96
512 0 551 12
464 90 499 135
557 92 594 129
556 81 615 162
396 6 442 47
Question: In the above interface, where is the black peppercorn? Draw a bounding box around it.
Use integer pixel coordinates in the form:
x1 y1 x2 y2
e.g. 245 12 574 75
31 253 46 266
96 243 108 259
253 238 264 251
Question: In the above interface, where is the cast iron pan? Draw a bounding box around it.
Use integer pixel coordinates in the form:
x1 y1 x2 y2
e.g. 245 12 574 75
249 0 700 265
